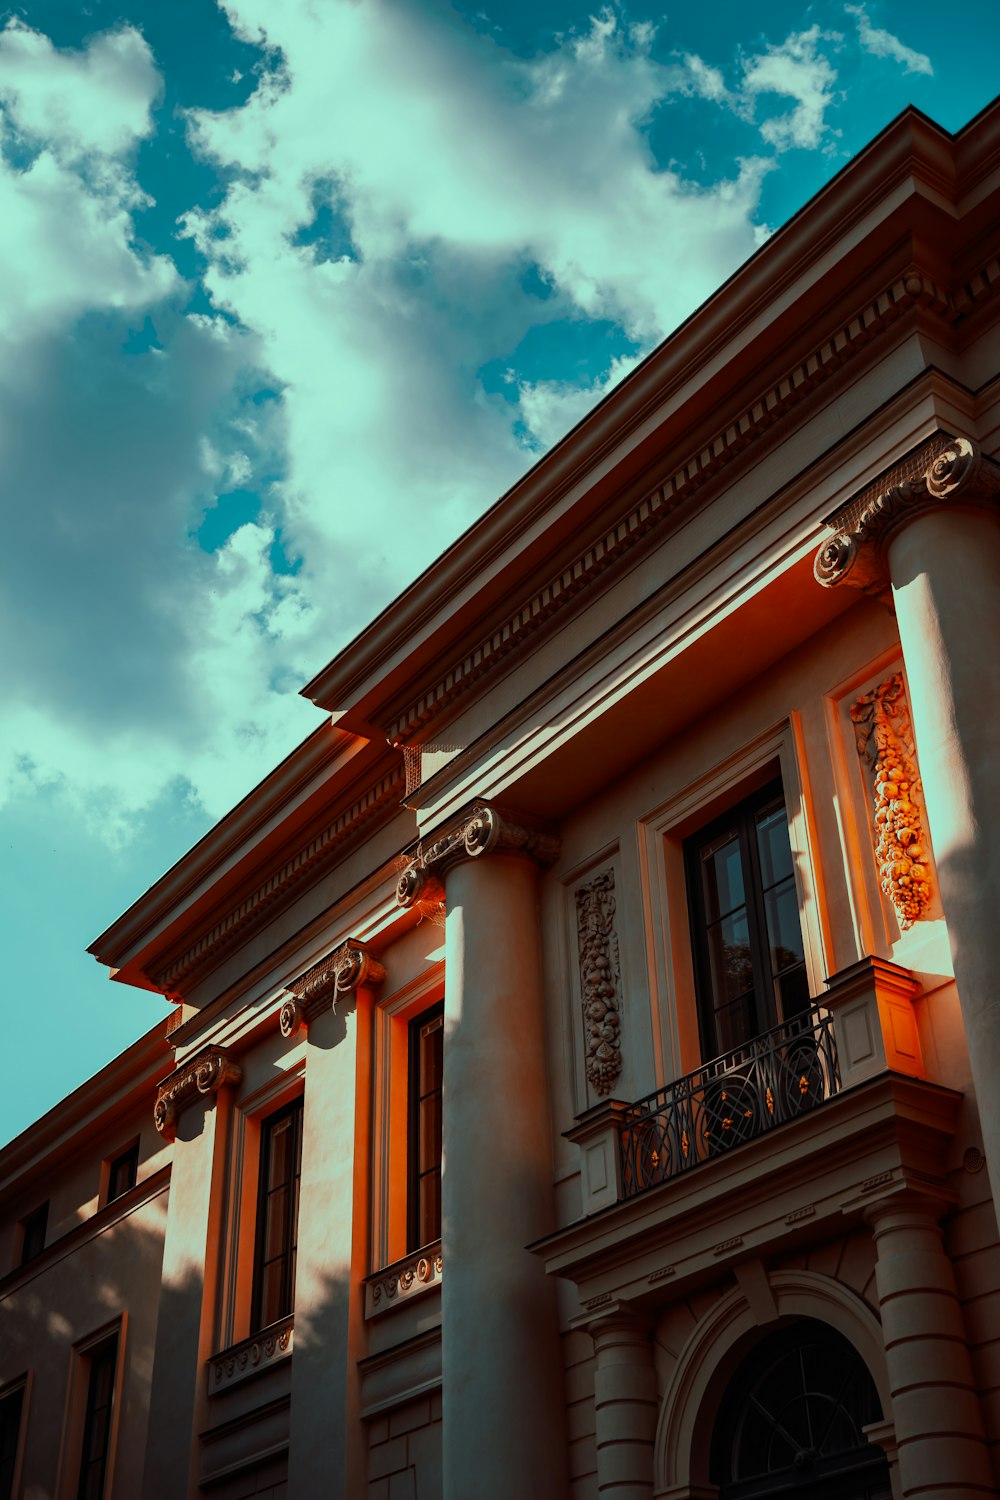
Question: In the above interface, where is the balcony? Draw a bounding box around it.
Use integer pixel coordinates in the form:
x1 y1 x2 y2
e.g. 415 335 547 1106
619 1006 840 1199
568 956 927 1219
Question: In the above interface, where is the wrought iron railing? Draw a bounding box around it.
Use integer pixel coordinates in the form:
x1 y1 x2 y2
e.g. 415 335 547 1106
619 1006 841 1199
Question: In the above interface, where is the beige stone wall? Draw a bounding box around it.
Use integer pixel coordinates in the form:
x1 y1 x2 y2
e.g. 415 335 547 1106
366 1390 442 1498
563 1328 598 1499
947 1176 1000 1481
205 1452 288 1500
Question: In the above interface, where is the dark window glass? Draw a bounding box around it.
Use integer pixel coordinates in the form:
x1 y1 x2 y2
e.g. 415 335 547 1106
76 1334 118 1500
251 1098 303 1332
19 1203 47 1266
686 780 809 1059
713 1321 891 1499
0 1384 24 1500
408 1004 443 1252
107 1145 139 1204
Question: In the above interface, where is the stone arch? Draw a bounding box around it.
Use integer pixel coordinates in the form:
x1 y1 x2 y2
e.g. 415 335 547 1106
653 1268 892 1496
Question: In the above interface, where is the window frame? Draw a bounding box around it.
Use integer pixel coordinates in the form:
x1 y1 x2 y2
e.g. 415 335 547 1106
0 1378 27 1500
18 1203 48 1267
249 1095 304 1335
685 777 810 1060
75 1332 119 1500
55 1320 124 1500
406 1001 444 1254
638 724 827 1096
103 1142 139 1207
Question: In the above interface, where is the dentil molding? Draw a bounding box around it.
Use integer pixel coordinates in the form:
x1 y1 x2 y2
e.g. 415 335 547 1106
279 938 386 1037
396 802 559 909
814 434 1000 599
153 1048 242 1140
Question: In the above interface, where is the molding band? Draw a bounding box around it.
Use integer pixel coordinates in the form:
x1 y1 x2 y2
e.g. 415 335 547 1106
396 802 559 909
153 1048 242 1140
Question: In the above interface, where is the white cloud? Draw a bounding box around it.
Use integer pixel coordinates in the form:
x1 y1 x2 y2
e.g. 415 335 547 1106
845 5 933 76
740 27 841 152
517 352 644 454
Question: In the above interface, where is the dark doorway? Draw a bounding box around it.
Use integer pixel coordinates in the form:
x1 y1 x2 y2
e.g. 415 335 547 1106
712 1321 892 1499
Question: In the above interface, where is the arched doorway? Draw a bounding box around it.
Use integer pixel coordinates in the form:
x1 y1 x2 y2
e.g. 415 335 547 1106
711 1320 892 1499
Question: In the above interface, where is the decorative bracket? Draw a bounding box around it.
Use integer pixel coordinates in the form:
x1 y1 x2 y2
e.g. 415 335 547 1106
396 801 560 909
814 434 1000 600
279 939 386 1037
154 1048 242 1140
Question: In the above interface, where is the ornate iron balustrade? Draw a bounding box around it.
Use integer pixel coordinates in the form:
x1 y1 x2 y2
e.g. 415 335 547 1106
619 1006 840 1199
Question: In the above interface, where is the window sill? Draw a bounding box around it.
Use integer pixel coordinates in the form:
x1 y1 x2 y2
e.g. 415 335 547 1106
364 1241 442 1320
208 1315 294 1395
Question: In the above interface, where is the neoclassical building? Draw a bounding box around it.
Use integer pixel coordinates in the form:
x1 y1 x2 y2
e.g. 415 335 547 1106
3 98 1000 1500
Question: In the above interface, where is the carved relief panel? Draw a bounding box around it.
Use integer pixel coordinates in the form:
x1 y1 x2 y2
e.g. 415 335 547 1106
575 869 623 1096
849 673 934 930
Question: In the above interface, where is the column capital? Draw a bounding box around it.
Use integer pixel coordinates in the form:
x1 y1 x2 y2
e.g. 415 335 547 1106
395 801 560 909
153 1046 242 1140
280 938 386 1037
814 434 1000 598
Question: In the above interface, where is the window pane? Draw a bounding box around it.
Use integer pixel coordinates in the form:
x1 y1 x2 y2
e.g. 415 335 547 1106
419 1016 443 1095
706 909 753 1003
755 800 794 888
762 879 805 975
0 1386 24 1500
418 1093 442 1174
263 1187 290 1261
259 1260 286 1328
713 996 756 1054
418 1171 441 1248
775 963 810 1020
267 1117 295 1190
76 1336 117 1500
700 832 745 921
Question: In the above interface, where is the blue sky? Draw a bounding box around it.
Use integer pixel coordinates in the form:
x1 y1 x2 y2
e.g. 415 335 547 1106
1 0 997 1146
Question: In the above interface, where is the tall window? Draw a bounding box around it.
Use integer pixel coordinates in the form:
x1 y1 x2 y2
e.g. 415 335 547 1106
251 1097 303 1332
106 1144 139 1204
0 1383 24 1500
19 1203 47 1267
686 780 808 1059
76 1334 118 1500
408 1004 443 1252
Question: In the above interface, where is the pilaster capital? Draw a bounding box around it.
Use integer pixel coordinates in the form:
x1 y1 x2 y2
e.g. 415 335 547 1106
575 1295 652 1346
859 1186 952 1235
814 434 1000 598
153 1047 242 1140
280 939 386 1035
395 801 560 909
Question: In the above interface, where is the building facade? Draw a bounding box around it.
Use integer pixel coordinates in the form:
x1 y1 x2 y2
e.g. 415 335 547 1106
3 98 1000 1500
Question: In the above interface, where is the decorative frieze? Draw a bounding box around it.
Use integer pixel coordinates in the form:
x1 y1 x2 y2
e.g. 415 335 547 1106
365 1243 442 1319
209 1316 294 1393
396 802 559 909
151 765 405 999
576 870 623 1096
814 435 1000 599
153 1048 242 1140
850 675 933 929
282 939 386 1031
385 267 963 749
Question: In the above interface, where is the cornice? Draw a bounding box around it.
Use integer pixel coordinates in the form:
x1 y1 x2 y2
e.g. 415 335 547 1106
382 265 956 746
396 801 559 908
278 938 386 1037
89 721 358 972
149 762 405 1000
153 1048 242 1140
814 434 1000 597
303 107 979 724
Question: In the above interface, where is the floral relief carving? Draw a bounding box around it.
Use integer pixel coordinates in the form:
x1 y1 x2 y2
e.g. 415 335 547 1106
365 1245 442 1319
210 1316 294 1393
850 674 933 929
576 870 623 1096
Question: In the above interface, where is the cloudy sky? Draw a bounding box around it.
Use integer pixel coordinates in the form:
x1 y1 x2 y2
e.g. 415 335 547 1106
1 0 996 1145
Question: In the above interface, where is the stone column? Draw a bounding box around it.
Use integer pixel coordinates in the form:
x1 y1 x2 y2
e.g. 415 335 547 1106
865 1194 992 1497
398 803 568 1500
815 435 1000 1197
285 941 383 1500
143 1050 241 1500
590 1305 658 1498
